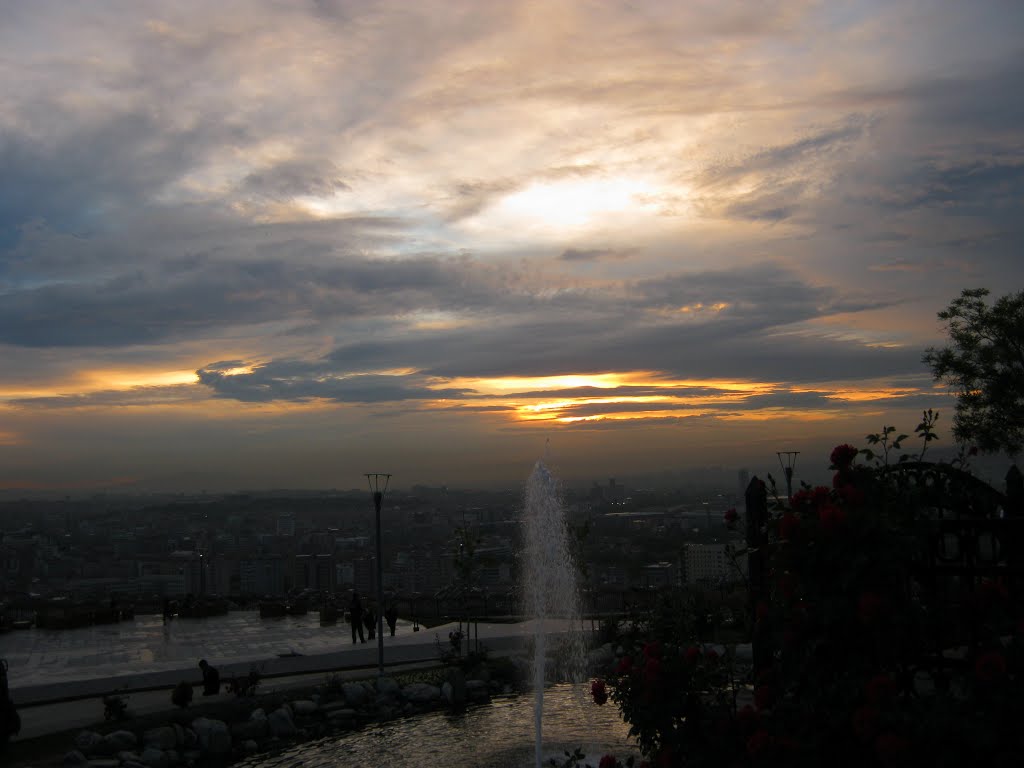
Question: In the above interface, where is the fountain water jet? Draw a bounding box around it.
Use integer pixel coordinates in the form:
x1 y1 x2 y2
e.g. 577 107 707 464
522 461 585 768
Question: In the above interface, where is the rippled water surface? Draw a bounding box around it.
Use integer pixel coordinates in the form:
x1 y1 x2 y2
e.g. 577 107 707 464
238 683 639 768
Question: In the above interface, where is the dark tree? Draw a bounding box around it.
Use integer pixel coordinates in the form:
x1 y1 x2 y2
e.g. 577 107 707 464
923 288 1024 457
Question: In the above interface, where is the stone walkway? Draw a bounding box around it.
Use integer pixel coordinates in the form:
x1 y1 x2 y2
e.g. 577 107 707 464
2 615 582 743
1 611 420 689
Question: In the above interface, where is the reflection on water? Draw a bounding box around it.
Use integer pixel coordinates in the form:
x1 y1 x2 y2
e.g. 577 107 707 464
239 683 639 768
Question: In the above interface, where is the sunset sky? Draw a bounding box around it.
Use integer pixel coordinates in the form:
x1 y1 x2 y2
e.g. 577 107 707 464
1 0 1022 492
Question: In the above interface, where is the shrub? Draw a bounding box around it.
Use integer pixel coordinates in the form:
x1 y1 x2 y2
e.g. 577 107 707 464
600 434 1024 766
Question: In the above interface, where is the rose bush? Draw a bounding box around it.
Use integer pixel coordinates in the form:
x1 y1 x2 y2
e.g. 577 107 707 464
596 427 1024 767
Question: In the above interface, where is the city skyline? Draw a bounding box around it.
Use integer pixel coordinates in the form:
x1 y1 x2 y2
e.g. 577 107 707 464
2 1 1022 491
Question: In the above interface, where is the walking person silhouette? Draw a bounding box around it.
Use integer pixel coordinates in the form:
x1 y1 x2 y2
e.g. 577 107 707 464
349 591 365 644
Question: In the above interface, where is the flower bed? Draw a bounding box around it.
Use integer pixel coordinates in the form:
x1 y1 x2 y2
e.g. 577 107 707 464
589 434 1024 767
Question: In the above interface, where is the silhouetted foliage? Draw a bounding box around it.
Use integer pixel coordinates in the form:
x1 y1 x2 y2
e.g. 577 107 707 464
923 288 1024 457
595 435 1024 767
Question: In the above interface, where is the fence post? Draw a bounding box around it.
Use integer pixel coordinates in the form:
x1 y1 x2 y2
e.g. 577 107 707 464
745 476 770 675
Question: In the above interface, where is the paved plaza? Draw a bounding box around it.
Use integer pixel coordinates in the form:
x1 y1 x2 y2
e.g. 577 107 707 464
1 612 566 703
1 611 419 691
1 612 588 745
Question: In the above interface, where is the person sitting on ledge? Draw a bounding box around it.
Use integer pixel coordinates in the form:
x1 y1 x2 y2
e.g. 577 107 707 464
198 659 220 696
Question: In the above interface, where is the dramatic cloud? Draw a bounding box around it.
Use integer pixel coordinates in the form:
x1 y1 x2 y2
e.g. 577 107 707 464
0 0 1020 490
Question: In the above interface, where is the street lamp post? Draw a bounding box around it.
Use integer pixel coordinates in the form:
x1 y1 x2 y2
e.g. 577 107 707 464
777 451 799 500
365 473 391 676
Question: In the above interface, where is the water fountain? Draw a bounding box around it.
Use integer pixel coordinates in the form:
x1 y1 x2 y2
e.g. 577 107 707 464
522 460 585 768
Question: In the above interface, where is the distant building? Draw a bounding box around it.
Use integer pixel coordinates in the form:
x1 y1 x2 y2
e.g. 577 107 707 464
169 551 204 595
293 553 336 592
276 514 295 537
335 561 354 587
642 561 678 589
353 556 374 595
606 478 626 504
0 536 35 592
240 554 286 596
681 539 747 585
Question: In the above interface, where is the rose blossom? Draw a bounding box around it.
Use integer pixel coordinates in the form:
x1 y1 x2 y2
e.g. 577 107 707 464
830 443 859 469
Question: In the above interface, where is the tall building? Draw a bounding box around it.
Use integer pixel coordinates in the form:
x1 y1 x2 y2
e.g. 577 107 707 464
681 539 747 585
293 553 336 592
277 513 295 537
240 554 286 596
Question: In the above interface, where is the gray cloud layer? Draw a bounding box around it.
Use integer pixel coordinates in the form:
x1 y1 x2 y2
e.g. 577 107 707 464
1 1 1021 488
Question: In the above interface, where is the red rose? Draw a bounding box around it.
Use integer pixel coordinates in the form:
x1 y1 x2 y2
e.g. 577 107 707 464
810 485 831 507
779 512 799 540
818 502 847 531
643 640 663 660
599 755 617 768
790 488 811 510
968 446 979 456
852 706 879 741
865 674 897 705
616 655 633 675
705 648 720 662
754 684 775 710
724 507 739 528
874 733 910 768
834 481 864 505
591 678 608 705
858 592 883 624
830 443 858 469
975 650 1007 682
684 646 701 664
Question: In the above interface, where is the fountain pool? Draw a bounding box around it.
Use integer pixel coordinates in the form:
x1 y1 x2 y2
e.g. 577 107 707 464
235 682 638 768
